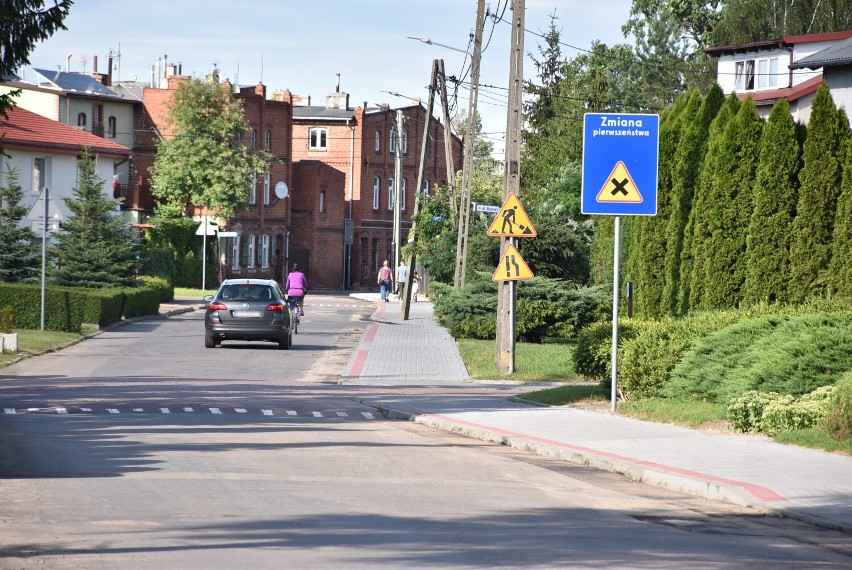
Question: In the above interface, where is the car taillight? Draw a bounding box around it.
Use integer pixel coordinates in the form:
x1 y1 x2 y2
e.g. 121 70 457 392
209 302 228 311
267 303 286 313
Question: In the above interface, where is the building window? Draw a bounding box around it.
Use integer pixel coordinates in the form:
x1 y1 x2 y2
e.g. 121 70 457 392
107 116 117 138
389 130 396 154
421 179 429 195
249 170 257 205
402 130 408 154
757 57 779 88
231 235 241 270
265 129 271 150
373 176 380 210
263 173 271 205
77 112 87 129
375 131 381 153
387 177 394 210
250 129 257 149
246 235 256 269
309 128 328 149
735 59 755 91
400 178 406 211
261 234 270 269
319 190 326 213
33 157 47 192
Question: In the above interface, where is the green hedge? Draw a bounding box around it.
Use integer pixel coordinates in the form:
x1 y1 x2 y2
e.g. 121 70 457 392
0 282 162 332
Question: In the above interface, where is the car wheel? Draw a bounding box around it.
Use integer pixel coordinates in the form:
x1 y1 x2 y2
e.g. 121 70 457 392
279 330 291 350
205 333 216 348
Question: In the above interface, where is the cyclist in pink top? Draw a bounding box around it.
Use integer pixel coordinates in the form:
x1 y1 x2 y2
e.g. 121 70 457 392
285 264 308 316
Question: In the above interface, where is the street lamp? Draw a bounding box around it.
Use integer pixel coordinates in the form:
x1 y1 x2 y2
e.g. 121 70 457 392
34 187 55 331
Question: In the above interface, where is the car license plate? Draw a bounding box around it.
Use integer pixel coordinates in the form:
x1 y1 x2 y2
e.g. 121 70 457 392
232 310 263 318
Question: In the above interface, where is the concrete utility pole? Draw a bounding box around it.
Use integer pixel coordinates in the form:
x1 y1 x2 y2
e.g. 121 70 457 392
453 0 486 288
401 59 440 320
392 109 404 269
496 0 525 374
437 60 456 215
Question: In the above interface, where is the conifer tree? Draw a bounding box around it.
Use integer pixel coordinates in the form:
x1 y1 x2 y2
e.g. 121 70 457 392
702 97 763 309
788 84 851 302
829 139 852 298
685 93 741 311
664 85 724 315
742 99 801 305
626 92 692 317
0 165 39 282
50 151 138 288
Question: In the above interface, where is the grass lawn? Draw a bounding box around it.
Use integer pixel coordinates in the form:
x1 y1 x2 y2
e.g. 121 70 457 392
0 329 84 367
174 287 217 298
457 338 583 383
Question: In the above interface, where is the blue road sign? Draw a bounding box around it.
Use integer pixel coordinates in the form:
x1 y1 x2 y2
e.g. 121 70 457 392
581 113 659 216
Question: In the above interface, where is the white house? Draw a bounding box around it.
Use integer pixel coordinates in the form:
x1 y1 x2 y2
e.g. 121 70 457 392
704 30 852 123
0 106 130 239
789 36 852 120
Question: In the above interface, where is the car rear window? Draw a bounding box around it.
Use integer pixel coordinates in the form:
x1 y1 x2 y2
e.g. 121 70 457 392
219 285 274 302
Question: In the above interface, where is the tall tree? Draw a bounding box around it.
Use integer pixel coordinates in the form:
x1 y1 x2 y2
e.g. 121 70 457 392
685 92 740 311
50 151 138 288
664 84 724 315
788 84 850 302
701 96 763 309
714 0 852 45
742 98 801 305
830 139 852 299
150 77 272 220
0 1 72 130
0 165 39 282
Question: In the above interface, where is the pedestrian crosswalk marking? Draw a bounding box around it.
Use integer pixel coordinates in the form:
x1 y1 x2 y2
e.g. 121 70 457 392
81 407 92 412
4 408 16 414
56 407 68 414
0 404 381 419
235 408 247 413
336 411 348 417
160 408 170 414
184 407 194 412
361 412 374 419
287 410 297 416
312 411 323 418
107 408 119 414
133 408 144 412
209 407 222 414
262 409 274 416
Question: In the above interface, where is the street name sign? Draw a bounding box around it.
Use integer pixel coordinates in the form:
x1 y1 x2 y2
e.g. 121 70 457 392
581 113 659 216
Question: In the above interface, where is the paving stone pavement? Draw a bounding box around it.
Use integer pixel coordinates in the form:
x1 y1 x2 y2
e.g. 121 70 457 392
343 292 852 534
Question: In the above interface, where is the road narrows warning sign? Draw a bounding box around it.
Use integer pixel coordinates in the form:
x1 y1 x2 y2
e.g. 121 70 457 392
491 244 534 282
596 161 643 203
487 193 537 238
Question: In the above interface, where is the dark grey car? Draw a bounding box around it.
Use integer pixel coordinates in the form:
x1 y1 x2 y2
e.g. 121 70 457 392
203 279 293 349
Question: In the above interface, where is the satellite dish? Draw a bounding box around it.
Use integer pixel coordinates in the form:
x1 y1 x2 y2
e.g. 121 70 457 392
275 181 289 199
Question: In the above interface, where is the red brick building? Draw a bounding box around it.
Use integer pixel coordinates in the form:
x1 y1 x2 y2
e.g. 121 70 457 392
290 92 462 289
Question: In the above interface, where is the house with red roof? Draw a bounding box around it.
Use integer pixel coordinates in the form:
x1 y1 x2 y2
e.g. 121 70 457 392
704 30 852 123
1 105 130 236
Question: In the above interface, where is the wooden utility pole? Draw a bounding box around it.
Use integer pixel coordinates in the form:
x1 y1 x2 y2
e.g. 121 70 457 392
496 0 525 374
401 59 440 320
453 0 486 288
392 108 404 269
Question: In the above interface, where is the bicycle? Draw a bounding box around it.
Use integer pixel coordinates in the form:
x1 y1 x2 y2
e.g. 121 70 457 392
287 296 302 334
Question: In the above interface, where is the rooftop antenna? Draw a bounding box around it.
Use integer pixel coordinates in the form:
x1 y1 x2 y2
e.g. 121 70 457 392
79 55 87 73
336 73 341 92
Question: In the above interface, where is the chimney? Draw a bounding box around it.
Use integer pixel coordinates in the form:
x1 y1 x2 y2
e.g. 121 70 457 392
93 54 98 73
107 55 113 86
326 91 350 110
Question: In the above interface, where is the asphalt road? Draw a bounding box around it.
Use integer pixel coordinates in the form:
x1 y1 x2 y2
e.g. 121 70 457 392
1 296 851 568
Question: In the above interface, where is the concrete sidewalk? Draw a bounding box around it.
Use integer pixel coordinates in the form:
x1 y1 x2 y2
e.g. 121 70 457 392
343 293 852 533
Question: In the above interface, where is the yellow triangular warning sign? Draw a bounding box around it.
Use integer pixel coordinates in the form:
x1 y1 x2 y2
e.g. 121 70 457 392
596 161 643 203
491 244 534 282
486 193 537 237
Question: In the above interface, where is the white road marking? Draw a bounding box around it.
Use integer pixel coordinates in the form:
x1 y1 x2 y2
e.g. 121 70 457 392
81 407 93 412
28 408 40 412
336 411 348 417
107 408 120 414
312 411 323 418
209 407 222 414
235 408 247 414
184 407 194 412
133 408 144 412
160 408 171 414
4 408 16 414
261 409 274 416
361 412 375 420
286 410 297 416
56 408 68 414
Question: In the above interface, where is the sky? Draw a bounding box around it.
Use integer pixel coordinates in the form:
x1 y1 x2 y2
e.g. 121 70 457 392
23 0 635 157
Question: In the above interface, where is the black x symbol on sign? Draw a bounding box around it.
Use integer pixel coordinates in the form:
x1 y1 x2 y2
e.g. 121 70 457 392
611 178 629 196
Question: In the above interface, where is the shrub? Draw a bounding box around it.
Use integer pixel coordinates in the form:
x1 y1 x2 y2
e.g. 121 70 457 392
0 305 14 333
729 388 837 434
137 275 174 303
824 372 852 441
573 318 645 390
666 311 852 402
